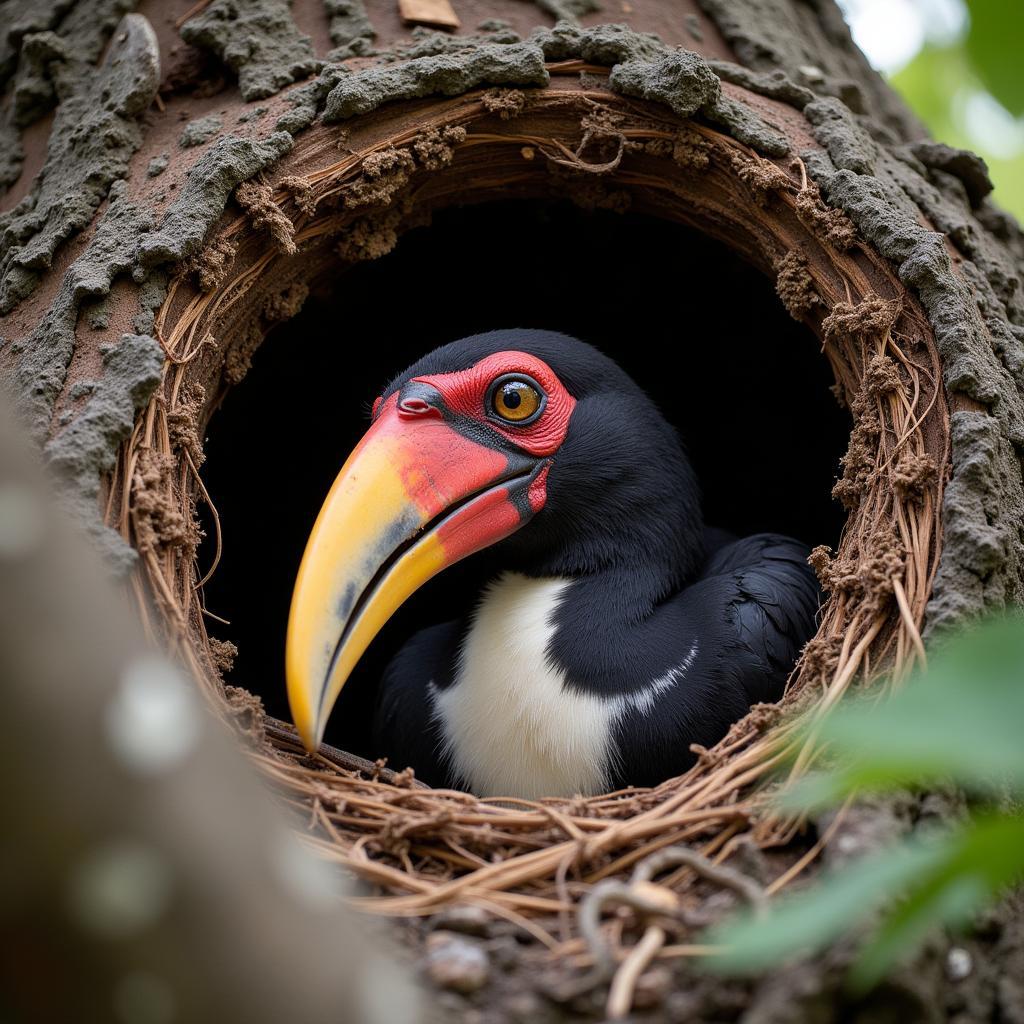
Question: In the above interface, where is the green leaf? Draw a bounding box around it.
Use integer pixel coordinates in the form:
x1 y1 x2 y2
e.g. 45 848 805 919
784 615 1024 804
851 873 984 990
853 813 1024 987
708 617 1024 987
708 815 1024 984
964 0 1024 117
705 840 947 973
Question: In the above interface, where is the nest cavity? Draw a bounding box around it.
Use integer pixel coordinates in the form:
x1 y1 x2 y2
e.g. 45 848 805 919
105 74 947 972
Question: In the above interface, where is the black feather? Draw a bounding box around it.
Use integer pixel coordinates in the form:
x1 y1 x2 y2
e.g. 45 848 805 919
371 331 821 791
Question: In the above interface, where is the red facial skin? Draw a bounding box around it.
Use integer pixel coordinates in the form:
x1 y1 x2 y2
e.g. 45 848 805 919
370 351 574 562
411 351 576 458
365 391 509 521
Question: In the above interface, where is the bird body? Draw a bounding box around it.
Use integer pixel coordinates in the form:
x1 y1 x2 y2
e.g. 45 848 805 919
434 573 608 800
375 534 817 797
286 330 821 799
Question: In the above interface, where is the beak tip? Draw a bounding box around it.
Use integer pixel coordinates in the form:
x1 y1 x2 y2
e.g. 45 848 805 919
289 692 321 751
295 717 320 754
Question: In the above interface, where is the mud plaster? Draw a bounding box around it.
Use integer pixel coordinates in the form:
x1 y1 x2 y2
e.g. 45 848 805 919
180 0 318 102
179 114 224 149
43 331 162 572
138 132 295 266
324 0 376 59
10 120 292 560
0 0 137 189
146 154 169 177
322 41 549 121
798 98 1024 632
11 181 153 442
0 14 158 313
318 24 788 157
670 1 1024 633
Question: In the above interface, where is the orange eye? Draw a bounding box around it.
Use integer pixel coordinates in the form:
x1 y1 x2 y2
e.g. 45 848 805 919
490 376 545 424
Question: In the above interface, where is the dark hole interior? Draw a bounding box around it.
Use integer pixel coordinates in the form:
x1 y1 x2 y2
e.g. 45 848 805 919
199 200 850 758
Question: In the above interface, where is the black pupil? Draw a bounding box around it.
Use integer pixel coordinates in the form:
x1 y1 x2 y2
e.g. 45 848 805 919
503 385 522 409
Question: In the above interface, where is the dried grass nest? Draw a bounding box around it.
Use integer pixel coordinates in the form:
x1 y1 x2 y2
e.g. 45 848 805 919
104 72 948 976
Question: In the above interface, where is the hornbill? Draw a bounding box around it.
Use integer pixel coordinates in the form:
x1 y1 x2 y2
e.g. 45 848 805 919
286 330 819 799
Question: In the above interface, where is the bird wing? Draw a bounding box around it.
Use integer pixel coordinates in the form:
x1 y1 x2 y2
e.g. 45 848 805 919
700 533 821 704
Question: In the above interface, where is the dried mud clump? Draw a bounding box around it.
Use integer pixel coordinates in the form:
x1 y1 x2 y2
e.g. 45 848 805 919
775 250 821 320
210 638 239 676
822 294 900 341
224 323 263 385
832 406 880 510
795 188 858 250
729 151 792 205
830 353 907 509
235 180 297 255
184 234 238 292
635 125 713 171
179 114 223 149
800 632 844 682
335 207 404 262
263 281 309 322
167 383 206 467
131 447 193 556
826 342 906 512
180 0 317 102
481 88 526 119
413 125 468 170
345 147 416 208
862 352 903 395
279 175 317 216
224 684 267 744
342 127 467 209
809 530 905 616
833 379 887 511
893 451 938 503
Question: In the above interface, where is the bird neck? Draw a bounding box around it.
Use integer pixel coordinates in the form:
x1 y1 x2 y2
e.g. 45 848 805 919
514 497 704 610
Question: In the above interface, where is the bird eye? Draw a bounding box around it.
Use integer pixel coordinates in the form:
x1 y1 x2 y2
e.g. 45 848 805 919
489 375 545 424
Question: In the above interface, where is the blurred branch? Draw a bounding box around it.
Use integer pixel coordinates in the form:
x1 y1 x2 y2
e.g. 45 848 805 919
0 393 418 1022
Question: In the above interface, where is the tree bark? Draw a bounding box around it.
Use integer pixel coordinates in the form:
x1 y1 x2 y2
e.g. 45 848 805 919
1 0 1023 1020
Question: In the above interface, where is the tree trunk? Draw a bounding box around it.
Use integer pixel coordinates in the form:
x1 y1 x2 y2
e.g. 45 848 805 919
2 1 1023 1020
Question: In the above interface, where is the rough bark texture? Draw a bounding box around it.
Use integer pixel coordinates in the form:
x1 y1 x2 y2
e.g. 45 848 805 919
1 0 1023 1019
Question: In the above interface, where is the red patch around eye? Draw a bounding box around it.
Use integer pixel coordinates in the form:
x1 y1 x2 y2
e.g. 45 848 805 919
371 396 383 418
411 351 575 457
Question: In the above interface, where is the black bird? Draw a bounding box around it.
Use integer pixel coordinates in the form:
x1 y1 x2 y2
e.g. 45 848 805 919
286 330 819 798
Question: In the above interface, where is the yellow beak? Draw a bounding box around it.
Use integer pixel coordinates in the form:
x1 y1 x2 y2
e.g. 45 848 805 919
285 392 543 751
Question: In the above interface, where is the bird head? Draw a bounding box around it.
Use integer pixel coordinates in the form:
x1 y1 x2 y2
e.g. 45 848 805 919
285 330 702 751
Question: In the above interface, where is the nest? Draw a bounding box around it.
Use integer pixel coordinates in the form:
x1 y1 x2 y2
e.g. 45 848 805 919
104 70 947 978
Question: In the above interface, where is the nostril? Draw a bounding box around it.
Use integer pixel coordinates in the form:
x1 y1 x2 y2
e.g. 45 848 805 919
398 397 438 417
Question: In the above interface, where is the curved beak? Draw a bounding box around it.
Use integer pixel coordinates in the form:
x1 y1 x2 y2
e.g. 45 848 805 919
286 388 547 751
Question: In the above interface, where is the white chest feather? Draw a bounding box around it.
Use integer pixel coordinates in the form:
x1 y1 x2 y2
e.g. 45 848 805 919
430 573 697 800
431 573 609 799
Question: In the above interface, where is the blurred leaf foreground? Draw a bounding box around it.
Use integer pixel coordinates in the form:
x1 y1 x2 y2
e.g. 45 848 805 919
707 614 1024 991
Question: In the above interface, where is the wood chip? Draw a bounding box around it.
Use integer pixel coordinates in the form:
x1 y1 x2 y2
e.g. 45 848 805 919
398 0 460 29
